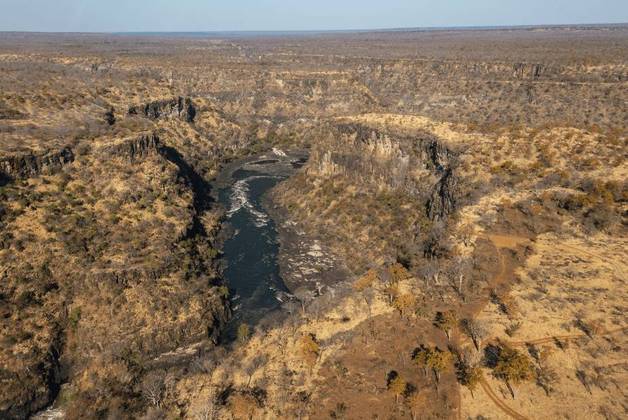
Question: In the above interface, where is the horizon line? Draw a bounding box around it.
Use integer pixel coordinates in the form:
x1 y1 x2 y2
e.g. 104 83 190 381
1 22 627 36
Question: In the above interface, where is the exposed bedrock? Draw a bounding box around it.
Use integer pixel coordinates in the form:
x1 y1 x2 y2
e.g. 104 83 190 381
103 132 162 162
423 137 458 220
128 96 197 123
334 123 458 220
0 147 74 182
426 167 457 220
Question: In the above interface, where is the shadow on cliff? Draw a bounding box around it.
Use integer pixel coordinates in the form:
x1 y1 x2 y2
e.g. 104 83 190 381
0 173 11 187
159 144 214 238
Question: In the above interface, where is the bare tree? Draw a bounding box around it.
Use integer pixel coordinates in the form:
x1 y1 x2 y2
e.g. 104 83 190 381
196 386 219 420
245 354 268 386
449 256 472 298
419 262 441 287
536 365 559 396
293 287 314 316
141 371 166 408
461 318 488 351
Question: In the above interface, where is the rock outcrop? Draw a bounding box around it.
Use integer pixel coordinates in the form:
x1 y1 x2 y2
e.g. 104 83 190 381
423 138 457 220
0 147 74 181
426 168 457 220
128 97 197 123
104 107 116 126
103 132 162 162
333 123 458 220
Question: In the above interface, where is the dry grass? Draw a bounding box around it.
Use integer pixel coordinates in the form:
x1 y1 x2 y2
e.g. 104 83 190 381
1 26 626 419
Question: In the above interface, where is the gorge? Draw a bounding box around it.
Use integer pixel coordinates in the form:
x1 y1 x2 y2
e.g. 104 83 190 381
0 26 626 419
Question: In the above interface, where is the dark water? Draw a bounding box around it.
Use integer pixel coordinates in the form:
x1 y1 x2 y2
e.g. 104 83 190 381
218 166 292 338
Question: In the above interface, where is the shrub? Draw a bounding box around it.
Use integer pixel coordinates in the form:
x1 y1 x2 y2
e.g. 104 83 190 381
392 293 417 318
229 392 259 419
536 365 559 396
505 321 522 337
353 268 378 292
492 346 534 399
236 324 250 343
298 333 320 366
69 307 82 330
388 263 411 283
435 310 457 340
387 372 408 403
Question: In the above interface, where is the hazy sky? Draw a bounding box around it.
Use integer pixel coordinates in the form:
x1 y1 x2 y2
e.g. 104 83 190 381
1 0 627 32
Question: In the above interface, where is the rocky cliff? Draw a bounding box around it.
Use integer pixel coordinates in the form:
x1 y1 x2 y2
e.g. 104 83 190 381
333 123 458 220
422 138 458 220
273 122 458 273
128 97 197 123
103 132 162 162
0 147 74 182
426 168 457 220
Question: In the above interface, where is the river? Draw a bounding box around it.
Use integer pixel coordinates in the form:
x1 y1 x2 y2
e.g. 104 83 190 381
216 150 307 339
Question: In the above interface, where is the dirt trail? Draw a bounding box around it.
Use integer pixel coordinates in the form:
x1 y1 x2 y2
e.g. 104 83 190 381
479 374 529 420
486 234 530 249
460 233 533 420
557 242 627 280
464 233 626 420
504 326 628 347
474 326 627 420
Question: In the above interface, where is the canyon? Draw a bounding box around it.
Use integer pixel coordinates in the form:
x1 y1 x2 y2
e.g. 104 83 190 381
0 26 626 419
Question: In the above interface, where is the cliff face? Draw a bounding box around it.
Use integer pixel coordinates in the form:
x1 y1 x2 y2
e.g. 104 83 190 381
128 97 197 123
0 147 74 182
273 123 458 273
427 168 457 220
103 132 162 162
332 123 458 220
0 123 230 419
423 138 457 220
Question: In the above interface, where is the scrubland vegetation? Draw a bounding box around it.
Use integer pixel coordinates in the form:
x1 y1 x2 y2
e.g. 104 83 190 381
0 26 626 419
